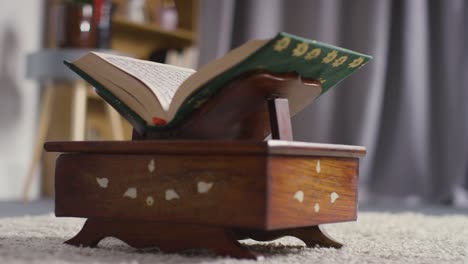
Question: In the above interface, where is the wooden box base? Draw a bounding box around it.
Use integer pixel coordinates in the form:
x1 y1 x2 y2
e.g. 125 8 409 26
46 140 364 259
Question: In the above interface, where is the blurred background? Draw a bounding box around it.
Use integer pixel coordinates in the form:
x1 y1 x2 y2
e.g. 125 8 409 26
0 0 467 214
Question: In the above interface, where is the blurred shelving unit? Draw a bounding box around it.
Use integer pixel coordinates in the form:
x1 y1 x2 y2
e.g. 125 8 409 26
32 0 199 197
111 0 198 58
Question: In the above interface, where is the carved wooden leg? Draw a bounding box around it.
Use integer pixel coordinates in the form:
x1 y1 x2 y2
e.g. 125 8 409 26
232 225 342 249
210 230 259 259
65 219 106 247
65 219 259 259
287 225 342 248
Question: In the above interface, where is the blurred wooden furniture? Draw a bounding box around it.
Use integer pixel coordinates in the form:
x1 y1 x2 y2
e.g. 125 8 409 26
110 0 198 58
47 0 198 58
45 73 365 259
26 0 198 198
23 49 126 200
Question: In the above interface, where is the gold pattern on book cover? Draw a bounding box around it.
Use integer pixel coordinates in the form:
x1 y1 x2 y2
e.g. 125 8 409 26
274 37 291 52
332 56 348 67
348 57 365 68
292 42 309 57
322 50 338 64
305 48 321 60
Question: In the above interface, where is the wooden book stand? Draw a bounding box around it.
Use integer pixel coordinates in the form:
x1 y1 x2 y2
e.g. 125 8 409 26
45 72 365 260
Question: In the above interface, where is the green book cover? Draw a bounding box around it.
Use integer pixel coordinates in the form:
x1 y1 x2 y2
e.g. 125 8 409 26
65 32 372 133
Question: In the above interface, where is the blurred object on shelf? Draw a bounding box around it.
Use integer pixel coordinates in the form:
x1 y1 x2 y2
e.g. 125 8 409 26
47 0 198 57
148 46 198 69
155 0 178 31
165 46 198 68
57 0 98 48
94 0 114 48
127 0 147 23
106 0 197 59
148 48 169 63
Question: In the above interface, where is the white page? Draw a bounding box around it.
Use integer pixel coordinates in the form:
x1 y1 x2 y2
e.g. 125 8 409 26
95 53 195 111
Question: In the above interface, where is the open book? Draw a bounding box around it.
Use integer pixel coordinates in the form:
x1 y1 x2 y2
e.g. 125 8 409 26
66 32 371 130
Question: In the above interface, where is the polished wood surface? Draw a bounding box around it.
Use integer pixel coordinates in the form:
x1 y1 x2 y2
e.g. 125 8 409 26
267 156 358 229
54 147 354 257
55 153 267 228
45 140 366 158
54 151 358 229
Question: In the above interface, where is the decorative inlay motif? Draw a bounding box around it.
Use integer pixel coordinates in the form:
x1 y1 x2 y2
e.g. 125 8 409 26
165 189 180 201
96 177 108 188
314 203 320 213
148 159 156 173
123 187 137 199
197 181 214 193
146 196 154 206
330 192 339 204
294 190 304 203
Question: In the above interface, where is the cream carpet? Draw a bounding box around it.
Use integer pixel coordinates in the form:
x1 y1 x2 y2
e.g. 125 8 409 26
0 212 467 264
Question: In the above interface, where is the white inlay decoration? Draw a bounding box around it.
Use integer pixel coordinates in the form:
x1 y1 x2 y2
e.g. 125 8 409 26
123 187 137 199
197 181 214 193
96 177 109 188
165 189 180 201
148 159 156 173
316 160 321 173
294 190 304 203
314 203 320 213
330 192 340 204
146 196 154 206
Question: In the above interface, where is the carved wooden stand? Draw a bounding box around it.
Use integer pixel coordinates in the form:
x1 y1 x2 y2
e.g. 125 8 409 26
46 73 364 259
65 220 341 259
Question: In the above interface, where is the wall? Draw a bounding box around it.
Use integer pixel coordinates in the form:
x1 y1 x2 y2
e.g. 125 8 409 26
0 1 44 200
